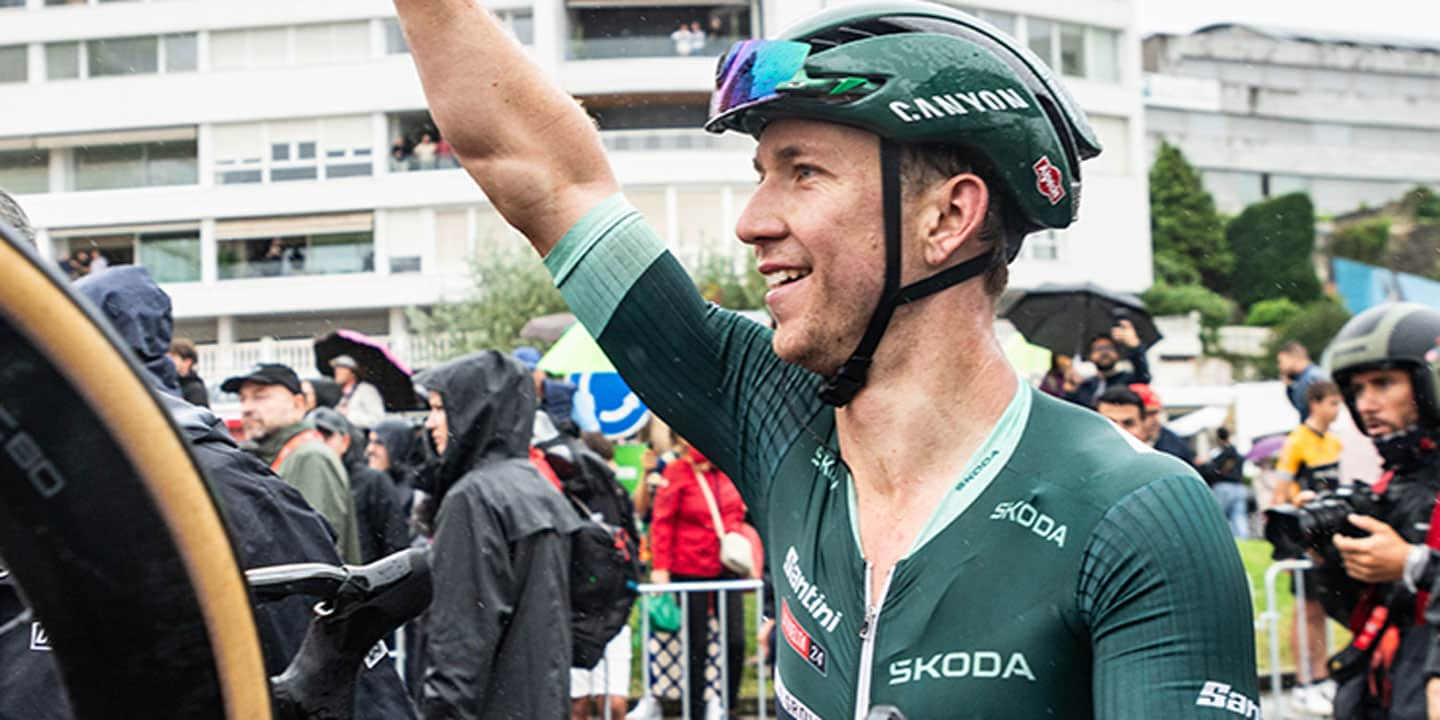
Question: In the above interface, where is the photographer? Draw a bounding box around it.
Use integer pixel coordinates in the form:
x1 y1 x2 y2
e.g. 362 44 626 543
1292 303 1440 719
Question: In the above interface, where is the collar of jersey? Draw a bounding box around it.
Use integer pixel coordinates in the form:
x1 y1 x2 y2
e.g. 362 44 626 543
845 381 1034 559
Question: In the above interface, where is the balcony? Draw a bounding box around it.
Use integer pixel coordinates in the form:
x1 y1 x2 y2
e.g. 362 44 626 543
567 4 751 61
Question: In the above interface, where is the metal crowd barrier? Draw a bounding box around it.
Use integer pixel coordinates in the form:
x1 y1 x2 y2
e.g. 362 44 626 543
634 578 768 720
1260 558 1339 718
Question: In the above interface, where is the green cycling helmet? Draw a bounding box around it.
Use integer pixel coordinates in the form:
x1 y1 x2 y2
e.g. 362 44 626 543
707 0 1102 250
1326 302 1440 432
706 1 1103 405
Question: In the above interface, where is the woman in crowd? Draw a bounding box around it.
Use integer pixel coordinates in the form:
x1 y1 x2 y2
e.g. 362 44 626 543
648 444 747 718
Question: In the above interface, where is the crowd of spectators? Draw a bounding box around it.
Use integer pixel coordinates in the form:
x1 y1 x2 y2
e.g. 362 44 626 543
390 126 457 172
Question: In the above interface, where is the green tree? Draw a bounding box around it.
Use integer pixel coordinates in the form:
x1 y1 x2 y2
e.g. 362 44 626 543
1405 185 1440 221
1140 282 1236 329
1259 298 1351 377
1226 192 1322 310
1328 218 1390 265
408 252 568 359
691 254 768 310
1244 298 1301 327
1149 141 1230 291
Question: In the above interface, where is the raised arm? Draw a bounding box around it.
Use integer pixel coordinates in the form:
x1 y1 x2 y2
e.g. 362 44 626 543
393 0 619 252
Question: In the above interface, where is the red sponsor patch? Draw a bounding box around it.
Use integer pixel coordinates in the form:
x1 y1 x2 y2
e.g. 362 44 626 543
1033 156 1065 206
781 600 827 675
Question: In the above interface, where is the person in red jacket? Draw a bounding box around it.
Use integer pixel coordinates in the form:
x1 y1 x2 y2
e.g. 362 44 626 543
649 445 747 718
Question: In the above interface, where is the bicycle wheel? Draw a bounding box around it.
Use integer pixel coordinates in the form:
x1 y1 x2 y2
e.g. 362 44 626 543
0 220 271 719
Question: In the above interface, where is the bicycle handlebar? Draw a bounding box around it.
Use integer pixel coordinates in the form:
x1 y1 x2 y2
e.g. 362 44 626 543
265 548 432 720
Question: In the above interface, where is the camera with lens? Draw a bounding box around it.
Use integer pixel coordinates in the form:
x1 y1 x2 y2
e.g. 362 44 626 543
1263 484 1385 557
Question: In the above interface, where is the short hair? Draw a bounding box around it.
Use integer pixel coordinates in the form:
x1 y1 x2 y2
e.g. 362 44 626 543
169 337 198 362
1088 333 1115 351
0 188 36 248
1096 386 1146 416
1278 341 1309 359
1306 379 1341 406
897 142 1013 300
1216 426 1230 442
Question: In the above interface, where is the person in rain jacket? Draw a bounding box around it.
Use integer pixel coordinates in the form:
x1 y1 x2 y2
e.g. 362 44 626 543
0 263 416 720
414 351 580 720
312 407 411 563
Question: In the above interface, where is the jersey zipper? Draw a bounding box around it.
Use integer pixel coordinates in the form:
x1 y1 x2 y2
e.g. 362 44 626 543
855 562 895 720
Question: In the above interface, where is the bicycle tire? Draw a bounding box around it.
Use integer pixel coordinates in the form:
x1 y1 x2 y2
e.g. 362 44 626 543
0 220 271 719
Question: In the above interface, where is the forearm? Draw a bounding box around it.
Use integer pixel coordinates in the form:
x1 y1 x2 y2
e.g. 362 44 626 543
392 0 617 250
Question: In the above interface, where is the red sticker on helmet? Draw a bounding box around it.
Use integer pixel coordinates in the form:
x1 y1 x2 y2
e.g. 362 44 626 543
1033 157 1065 206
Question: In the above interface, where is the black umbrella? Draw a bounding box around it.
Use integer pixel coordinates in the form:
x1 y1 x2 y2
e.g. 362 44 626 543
313 330 420 412
1001 283 1162 357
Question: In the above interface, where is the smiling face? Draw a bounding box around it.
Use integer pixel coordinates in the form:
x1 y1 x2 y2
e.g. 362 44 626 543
736 119 887 375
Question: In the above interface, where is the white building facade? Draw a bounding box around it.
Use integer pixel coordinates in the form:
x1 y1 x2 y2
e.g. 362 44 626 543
0 0 1149 371
1144 24 1440 216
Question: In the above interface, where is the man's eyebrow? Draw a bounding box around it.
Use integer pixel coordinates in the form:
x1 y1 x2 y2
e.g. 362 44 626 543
752 144 812 173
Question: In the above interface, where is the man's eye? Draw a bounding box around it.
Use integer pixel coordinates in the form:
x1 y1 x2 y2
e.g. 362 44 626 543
795 165 818 179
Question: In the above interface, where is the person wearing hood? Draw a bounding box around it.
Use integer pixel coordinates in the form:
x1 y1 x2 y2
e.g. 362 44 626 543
223 362 362 563
313 407 411 564
369 417 422 515
414 350 580 720
0 258 416 719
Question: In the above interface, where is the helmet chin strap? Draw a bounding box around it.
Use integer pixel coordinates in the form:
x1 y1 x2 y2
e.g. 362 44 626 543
818 139 994 407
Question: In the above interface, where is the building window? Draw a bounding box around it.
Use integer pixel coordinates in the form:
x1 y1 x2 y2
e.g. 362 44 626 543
1023 17 1121 84
163 33 197 73
214 116 372 184
89 36 158 76
213 22 372 70
388 112 458 172
46 42 80 79
218 229 374 279
138 232 201 283
0 45 27 84
1088 28 1120 83
975 9 1016 36
73 140 197 191
1058 23 1085 78
568 6 745 60
0 149 50 193
0 0 26 8
1028 230 1061 262
383 19 409 55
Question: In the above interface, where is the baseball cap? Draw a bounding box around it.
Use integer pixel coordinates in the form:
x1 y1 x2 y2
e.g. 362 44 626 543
309 407 351 437
514 346 542 371
330 354 358 370
1128 383 1162 411
221 363 303 395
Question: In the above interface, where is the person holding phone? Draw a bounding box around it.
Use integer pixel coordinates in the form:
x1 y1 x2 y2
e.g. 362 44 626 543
1066 315 1152 408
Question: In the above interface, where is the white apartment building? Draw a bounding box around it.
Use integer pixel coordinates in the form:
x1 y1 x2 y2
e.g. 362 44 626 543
1144 24 1440 216
0 0 1149 370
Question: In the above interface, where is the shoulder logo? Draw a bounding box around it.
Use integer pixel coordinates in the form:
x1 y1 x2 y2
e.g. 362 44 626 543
1032 157 1065 206
989 499 1067 548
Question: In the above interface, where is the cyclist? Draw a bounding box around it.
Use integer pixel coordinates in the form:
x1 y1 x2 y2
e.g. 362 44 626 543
392 0 1259 716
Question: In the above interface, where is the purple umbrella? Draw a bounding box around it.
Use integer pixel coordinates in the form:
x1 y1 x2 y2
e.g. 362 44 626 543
1246 435 1287 462
313 329 419 411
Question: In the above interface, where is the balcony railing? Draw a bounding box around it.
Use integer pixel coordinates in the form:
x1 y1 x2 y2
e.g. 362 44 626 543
568 33 739 61
600 128 753 153
196 333 462 401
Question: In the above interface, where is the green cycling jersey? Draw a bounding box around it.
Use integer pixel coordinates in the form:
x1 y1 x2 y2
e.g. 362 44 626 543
545 195 1260 719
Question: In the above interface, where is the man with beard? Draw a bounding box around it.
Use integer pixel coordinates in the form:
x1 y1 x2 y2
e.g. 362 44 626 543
1067 318 1151 408
223 363 362 563
1299 303 1440 718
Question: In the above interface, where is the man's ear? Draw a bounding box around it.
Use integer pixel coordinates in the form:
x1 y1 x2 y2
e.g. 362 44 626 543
923 173 990 267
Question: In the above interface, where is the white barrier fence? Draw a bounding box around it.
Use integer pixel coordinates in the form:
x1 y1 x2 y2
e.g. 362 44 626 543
631 578 767 720
1259 558 1341 719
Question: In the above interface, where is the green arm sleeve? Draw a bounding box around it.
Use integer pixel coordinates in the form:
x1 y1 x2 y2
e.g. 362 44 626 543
1078 474 1261 718
545 195 824 515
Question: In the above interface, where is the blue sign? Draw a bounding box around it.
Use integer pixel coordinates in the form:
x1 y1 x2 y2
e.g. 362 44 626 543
570 371 650 439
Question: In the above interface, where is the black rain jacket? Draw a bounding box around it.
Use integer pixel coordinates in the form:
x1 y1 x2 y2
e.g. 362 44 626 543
414 352 579 720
